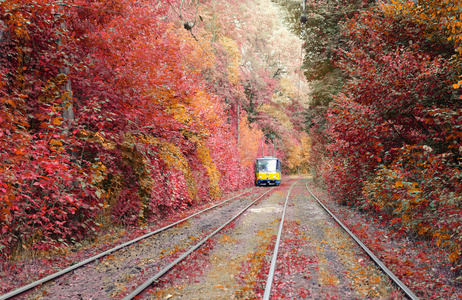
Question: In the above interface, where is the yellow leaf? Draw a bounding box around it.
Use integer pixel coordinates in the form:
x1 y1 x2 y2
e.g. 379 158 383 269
52 117 62 125
395 181 404 188
49 139 63 146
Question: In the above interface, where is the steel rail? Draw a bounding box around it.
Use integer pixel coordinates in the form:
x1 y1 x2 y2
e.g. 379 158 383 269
122 187 275 299
262 180 299 300
0 189 256 300
305 181 419 300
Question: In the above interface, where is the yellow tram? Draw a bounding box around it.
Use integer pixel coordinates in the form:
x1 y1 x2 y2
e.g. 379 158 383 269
254 157 281 186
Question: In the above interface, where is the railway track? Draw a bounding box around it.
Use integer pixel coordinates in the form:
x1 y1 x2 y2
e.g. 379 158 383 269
304 182 419 300
1 178 420 299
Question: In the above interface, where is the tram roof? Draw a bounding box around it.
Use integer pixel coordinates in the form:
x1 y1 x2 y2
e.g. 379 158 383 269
256 157 279 160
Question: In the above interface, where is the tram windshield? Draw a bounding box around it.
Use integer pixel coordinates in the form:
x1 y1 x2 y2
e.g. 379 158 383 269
257 159 277 173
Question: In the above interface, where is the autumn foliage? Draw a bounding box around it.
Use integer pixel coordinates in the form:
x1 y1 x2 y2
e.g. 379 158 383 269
0 0 307 257
309 1 462 268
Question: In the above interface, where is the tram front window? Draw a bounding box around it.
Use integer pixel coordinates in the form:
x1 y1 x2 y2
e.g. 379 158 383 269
258 160 277 172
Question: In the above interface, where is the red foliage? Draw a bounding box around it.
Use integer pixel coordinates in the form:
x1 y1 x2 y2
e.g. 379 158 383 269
0 0 102 254
311 7 462 265
0 0 253 257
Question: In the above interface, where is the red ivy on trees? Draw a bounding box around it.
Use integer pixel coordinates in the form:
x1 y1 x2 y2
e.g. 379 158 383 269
0 0 309 260
311 6 462 266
